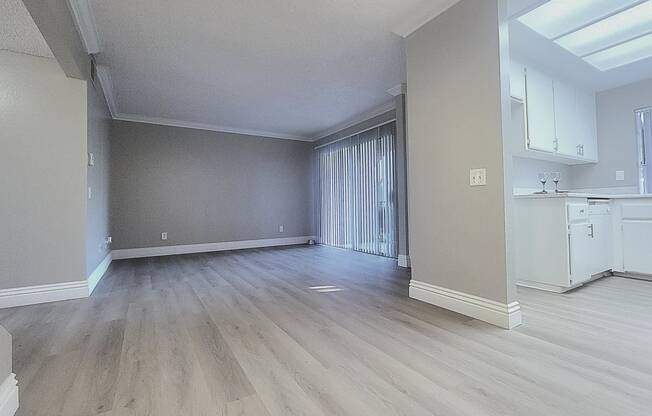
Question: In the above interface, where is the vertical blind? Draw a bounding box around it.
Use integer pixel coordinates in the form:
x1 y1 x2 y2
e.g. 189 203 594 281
317 122 398 258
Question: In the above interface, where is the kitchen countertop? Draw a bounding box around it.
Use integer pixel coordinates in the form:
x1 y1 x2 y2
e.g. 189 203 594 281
514 193 652 199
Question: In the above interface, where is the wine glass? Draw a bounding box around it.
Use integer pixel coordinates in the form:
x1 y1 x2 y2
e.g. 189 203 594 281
551 172 561 193
537 172 549 193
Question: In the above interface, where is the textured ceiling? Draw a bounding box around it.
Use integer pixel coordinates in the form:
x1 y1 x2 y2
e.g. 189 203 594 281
88 0 426 139
0 0 53 58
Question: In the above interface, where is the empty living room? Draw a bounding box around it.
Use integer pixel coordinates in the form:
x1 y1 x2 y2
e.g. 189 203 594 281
2 0 652 415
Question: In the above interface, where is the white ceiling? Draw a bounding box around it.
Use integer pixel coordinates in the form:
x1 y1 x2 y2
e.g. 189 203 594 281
509 2 652 93
83 0 437 140
0 0 53 58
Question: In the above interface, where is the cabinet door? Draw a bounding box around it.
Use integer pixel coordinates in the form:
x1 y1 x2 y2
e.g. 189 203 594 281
589 215 613 275
510 61 526 100
623 221 652 274
569 223 592 285
577 91 598 161
553 80 579 157
525 67 556 153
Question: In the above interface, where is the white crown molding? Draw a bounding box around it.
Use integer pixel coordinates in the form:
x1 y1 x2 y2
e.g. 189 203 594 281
392 0 462 38
88 252 112 295
0 281 89 309
386 83 407 97
112 236 317 260
313 101 397 140
66 0 100 54
112 113 314 142
409 279 522 329
95 65 118 117
0 373 18 416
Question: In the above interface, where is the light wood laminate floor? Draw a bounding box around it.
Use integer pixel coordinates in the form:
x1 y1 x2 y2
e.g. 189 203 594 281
2 245 652 415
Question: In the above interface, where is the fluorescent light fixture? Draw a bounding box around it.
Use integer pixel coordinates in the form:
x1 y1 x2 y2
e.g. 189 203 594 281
518 0 641 39
518 0 652 70
556 1 652 56
584 31 652 70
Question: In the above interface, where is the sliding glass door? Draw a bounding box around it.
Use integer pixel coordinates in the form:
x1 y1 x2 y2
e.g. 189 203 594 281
317 122 398 258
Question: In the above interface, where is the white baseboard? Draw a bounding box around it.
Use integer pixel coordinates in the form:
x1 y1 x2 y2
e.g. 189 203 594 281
0 281 89 309
112 236 317 260
87 252 112 295
0 374 18 416
409 280 522 329
397 254 411 268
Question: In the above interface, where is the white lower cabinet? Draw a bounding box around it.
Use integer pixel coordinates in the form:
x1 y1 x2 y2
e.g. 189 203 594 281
515 197 612 292
568 219 593 286
612 200 652 275
588 201 613 275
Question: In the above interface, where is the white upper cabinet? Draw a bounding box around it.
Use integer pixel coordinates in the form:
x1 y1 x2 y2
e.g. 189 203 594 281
552 80 578 157
576 90 598 161
510 60 598 165
524 67 556 153
510 61 526 101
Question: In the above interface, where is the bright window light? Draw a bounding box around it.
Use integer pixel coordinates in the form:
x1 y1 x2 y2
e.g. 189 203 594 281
584 32 652 70
518 0 642 39
556 1 652 56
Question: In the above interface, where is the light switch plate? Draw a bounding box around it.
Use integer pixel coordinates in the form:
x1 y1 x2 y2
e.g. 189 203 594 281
470 168 487 186
616 170 625 181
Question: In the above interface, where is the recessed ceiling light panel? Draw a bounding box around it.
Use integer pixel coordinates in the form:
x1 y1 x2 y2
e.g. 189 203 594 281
556 1 652 57
518 0 642 39
518 0 652 71
584 31 652 70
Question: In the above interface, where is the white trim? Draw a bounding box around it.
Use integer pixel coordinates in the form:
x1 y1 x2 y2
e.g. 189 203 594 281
409 280 522 329
398 254 411 268
112 236 317 260
66 0 100 54
112 113 313 142
0 281 89 309
87 252 112 295
392 0 462 38
386 83 407 97
95 66 118 117
0 374 18 416
313 101 396 140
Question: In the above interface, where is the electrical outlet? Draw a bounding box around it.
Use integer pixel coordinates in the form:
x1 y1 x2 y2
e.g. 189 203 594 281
279 225 284 233
161 232 168 241
616 170 625 181
470 168 487 186
88 152 95 166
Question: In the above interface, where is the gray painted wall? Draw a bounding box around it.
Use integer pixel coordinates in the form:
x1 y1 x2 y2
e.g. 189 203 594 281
395 95 410 257
0 51 87 290
570 78 652 191
110 121 314 250
86 81 112 276
406 0 513 304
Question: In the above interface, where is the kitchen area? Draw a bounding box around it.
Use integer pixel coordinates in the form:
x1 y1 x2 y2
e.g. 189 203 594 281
507 0 652 293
